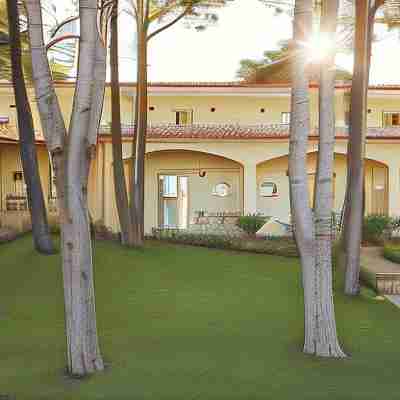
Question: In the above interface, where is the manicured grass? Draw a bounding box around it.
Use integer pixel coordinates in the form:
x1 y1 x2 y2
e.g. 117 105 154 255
1 236 400 399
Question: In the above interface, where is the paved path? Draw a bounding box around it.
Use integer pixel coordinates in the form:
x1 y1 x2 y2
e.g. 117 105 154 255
361 247 400 274
361 247 400 295
386 295 400 308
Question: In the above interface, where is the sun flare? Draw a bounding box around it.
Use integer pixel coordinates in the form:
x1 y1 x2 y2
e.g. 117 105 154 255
303 33 336 62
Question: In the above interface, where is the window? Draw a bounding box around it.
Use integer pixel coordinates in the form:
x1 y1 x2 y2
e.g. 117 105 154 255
260 181 278 197
162 176 178 198
13 171 26 196
383 112 400 127
281 112 291 125
212 182 231 197
175 109 193 125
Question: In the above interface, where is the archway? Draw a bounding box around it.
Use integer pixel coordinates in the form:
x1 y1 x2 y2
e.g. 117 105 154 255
256 152 388 221
122 150 244 234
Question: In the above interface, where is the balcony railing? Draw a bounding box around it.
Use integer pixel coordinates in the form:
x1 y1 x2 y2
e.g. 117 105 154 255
98 123 292 139
98 123 400 139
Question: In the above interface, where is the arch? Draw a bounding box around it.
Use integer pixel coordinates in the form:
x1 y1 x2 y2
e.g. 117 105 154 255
255 152 389 218
121 149 244 234
256 150 389 168
145 143 246 166
145 149 244 167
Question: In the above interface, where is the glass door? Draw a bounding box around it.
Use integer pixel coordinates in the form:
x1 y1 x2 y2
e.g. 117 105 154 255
159 175 188 229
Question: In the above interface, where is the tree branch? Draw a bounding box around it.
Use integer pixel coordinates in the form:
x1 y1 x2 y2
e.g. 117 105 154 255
147 5 191 41
50 16 79 38
46 34 80 51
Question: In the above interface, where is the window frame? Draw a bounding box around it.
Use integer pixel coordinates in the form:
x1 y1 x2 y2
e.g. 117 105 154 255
161 175 179 199
174 108 193 125
259 181 279 198
281 112 291 125
382 111 400 127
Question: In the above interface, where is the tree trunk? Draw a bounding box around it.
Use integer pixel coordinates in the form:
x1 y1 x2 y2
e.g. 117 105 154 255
343 0 371 296
290 0 345 357
63 0 106 376
130 20 148 247
313 0 346 357
6 0 54 254
110 0 136 246
26 0 105 377
338 0 381 278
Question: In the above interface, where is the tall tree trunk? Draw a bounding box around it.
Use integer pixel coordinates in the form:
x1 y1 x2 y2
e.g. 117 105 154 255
338 0 381 278
343 0 371 296
110 0 136 246
26 0 105 377
63 0 106 376
290 0 345 357
6 0 54 254
313 0 346 357
130 18 148 247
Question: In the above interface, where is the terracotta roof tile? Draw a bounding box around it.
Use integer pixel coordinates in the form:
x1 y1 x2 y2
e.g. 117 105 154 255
98 124 400 140
4 124 400 144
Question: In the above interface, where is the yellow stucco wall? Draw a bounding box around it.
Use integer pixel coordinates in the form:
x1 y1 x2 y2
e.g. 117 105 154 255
257 153 387 222
0 137 394 234
0 86 355 135
97 140 392 234
0 143 99 227
0 85 398 136
367 97 400 127
102 148 243 233
1 83 400 234
0 144 51 211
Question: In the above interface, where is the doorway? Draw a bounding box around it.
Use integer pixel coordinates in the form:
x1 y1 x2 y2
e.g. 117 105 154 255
371 166 388 215
158 175 189 229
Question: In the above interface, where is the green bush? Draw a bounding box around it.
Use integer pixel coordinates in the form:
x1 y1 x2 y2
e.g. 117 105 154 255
383 244 400 264
362 215 392 245
237 214 267 235
153 228 298 258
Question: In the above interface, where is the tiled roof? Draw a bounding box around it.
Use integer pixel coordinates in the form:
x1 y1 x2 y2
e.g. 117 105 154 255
98 124 400 140
3 124 400 144
99 123 292 139
3 80 400 90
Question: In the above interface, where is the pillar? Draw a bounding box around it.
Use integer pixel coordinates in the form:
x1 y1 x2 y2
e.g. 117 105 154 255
388 162 400 217
243 162 258 215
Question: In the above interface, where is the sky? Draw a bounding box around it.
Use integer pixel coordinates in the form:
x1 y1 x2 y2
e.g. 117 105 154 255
143 0 400 84
55 0 400 84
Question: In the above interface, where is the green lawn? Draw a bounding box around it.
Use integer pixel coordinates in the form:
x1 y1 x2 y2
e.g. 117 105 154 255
1 236 400 399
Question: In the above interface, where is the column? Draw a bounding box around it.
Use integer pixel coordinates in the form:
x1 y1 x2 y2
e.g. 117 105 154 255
243 162 258 215
388 162 400 217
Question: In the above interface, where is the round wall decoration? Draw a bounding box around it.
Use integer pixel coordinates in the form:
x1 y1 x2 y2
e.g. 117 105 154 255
212 182 232 197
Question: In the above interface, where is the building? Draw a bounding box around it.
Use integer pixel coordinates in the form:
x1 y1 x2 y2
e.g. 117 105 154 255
0 80 399 235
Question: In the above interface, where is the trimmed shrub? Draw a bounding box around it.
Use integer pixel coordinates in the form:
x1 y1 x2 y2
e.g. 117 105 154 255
153 228 298 258
237 214 267 235
93 220 119 241
383 244 400 264
362 215 392 245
